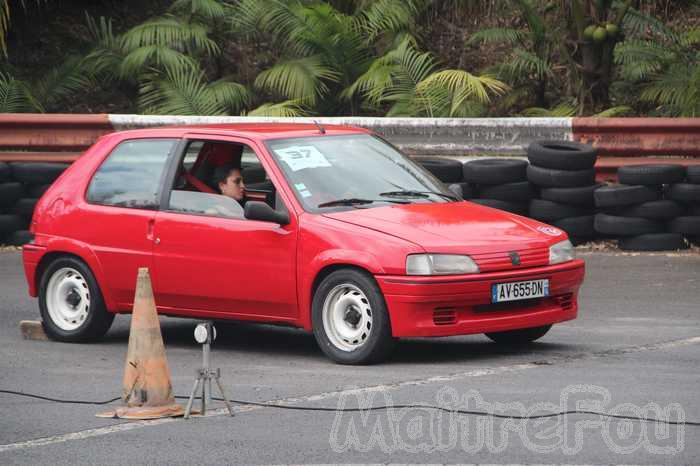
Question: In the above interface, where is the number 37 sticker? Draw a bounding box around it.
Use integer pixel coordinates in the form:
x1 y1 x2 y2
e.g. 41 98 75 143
274 145 332 172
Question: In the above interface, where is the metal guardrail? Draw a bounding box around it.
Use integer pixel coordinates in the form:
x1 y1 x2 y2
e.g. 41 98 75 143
0 114 113 162
0 114 698 180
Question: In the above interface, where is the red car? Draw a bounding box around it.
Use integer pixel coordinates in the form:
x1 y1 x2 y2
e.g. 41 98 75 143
22 123 585 364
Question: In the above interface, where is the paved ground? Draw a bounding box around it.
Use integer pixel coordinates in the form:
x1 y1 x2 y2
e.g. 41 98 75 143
0 250 698 465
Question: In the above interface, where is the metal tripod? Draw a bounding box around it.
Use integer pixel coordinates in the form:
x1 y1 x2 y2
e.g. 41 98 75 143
184 322 234 418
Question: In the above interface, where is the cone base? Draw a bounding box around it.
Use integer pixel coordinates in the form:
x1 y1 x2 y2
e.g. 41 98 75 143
96 403 185 420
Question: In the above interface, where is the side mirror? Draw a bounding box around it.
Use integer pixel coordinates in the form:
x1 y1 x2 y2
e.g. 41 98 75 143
244 201 290 225
447 183 464 200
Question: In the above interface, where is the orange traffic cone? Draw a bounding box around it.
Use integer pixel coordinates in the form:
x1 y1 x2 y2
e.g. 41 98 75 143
97 267 184 419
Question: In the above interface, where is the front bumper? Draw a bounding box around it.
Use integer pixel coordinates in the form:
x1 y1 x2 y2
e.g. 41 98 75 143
376 259 585 337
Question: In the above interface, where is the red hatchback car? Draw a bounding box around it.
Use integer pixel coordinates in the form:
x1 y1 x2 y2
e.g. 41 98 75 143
23 123 585 364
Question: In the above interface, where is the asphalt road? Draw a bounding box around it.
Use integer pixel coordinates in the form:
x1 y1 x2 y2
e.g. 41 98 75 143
0 250 699 465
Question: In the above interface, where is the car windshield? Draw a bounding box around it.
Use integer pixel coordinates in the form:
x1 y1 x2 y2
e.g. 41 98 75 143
265 134 456 212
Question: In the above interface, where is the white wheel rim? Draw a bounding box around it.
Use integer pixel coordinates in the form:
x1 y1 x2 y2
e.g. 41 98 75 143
322 283 373 352
46 267 91 331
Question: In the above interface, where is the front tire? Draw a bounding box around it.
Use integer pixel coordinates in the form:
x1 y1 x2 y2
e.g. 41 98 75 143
485 325 552 345
39 256 114 342
312 269 395 365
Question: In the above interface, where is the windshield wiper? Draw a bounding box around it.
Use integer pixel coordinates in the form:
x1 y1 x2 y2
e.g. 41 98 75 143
379 190 459 201
317 198 409 208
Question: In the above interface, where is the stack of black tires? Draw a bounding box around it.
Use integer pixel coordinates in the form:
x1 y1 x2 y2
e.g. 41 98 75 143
525 141 599 244
461 158 533 215
416 157 470 198
594 165 694 251
667 166 700 247
0 162 68 245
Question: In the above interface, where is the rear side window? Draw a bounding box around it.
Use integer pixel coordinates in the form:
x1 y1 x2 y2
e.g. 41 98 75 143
86 139 177 209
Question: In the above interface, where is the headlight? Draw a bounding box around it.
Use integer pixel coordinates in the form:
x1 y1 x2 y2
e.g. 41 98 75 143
549 239 574 265
406 254 480 275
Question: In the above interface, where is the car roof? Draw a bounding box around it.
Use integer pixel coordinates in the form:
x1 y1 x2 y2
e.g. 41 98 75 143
110 123 373 141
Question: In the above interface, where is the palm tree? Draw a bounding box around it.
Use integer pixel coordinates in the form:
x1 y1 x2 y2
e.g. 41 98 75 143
615 27 700 116
344 37 507 117
0 70 41 112
466 0 552 109
80 1 250 116
232 0 428 115
138 64 250 115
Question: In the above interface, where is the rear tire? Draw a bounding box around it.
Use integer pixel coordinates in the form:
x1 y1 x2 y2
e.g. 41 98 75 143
38 256 114 342
485 325 552 345
312 269 395 365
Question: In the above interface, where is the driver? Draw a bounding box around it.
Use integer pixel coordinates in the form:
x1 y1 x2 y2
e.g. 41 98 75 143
213 163 247 207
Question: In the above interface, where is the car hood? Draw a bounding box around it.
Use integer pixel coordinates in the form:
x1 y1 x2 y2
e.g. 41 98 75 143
322 201 564 255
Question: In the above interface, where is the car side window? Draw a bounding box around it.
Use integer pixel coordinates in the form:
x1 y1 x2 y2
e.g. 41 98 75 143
166 140 287 220
86 139 177 209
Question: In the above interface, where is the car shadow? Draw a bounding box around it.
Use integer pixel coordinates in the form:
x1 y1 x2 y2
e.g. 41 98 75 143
104 316 574 365
389 338 570 365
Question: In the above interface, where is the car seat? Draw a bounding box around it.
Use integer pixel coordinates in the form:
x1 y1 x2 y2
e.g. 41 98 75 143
189 143 244 192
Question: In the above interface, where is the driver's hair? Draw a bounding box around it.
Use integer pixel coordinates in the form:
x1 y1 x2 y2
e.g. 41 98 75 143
213 163 241 192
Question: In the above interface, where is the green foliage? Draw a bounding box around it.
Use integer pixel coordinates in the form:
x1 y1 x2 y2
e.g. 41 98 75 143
521 103 576 117
615 26 700 116
354 0 424 42
641 62 700 116
138 65 250 115
83 14 124 80
345 37 506 117
0 0 8 56
2 0 698 116
466 0 553 110
495 49 552 81
246 100 307 117
466 28 524 46
416 70 507 116
33 57 94 110
0 71 42 112
170 0 230 20
120 16 220 57
254 56 339 105
594 106 634 117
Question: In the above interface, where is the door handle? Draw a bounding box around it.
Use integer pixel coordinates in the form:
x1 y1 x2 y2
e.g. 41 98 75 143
147 219 155 241
155 238 161 245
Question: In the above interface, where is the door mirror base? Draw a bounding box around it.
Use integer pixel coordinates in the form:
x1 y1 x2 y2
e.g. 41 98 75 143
244 201 290 225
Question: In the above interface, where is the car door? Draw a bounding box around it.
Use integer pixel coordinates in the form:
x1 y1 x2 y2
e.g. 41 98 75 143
80 138 179 309
151 135 299 322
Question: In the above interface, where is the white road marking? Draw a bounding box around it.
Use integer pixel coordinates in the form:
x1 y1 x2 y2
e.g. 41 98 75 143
1 335 699 453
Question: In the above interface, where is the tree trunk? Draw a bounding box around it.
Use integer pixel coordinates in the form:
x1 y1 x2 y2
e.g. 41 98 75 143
569 0 631 113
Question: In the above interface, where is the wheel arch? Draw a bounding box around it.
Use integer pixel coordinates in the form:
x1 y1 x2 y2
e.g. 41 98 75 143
35 245 116 312
305 263 390 332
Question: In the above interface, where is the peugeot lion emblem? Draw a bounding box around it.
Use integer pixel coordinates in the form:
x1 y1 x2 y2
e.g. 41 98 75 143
509 251 521 266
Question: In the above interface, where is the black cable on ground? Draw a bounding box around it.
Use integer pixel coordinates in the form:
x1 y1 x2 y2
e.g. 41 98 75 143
0 389 120 405
1 389 697 426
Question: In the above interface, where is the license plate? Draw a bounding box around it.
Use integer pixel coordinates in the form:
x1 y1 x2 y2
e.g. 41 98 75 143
491 279 549 303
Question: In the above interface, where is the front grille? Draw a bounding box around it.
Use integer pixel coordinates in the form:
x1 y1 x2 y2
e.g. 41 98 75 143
433 308 457 325
470 247 549 272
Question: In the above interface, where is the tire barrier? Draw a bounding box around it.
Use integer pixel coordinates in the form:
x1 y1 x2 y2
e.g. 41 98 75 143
414 144 698 251
0 162 67 245
526 141 599 244
418 157 464 183
1 137 699 252
461 158 532 216
592 163 700 250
